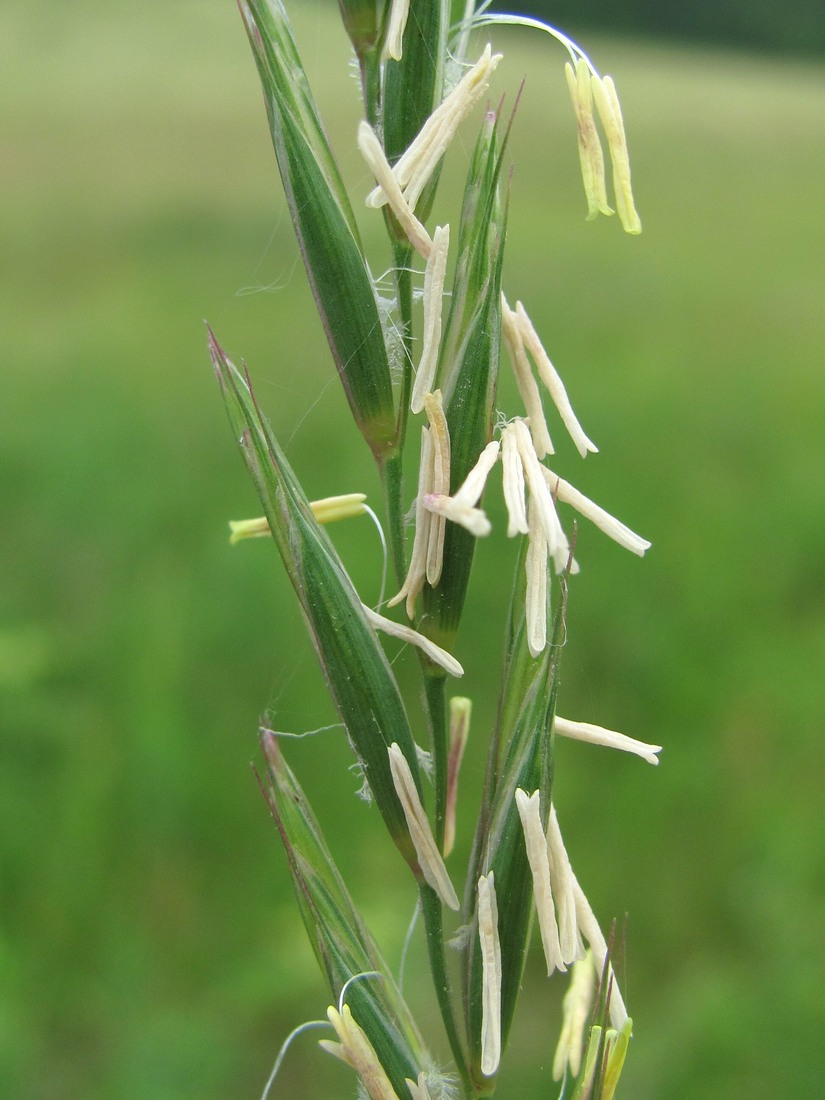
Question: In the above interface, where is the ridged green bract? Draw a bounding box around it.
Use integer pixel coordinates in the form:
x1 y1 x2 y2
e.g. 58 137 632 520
240 0 396 458
463 546 563 1090
424 110 509 648
376 0 449 269
209 329 422 867
262 734 428 1094
382 0 448 164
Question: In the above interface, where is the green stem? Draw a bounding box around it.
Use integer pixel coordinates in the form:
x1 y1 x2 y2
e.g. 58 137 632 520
360 49 382 132
379 450 407 592
419 884 472 1097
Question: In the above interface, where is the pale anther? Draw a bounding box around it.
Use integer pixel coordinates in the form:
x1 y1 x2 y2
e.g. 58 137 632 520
383 0 410 62
405 1072 432 1100
310 493 369 524
515 301 599 458
452 440 501 508
388 743 460 910
501 424 528 537
477 871 502 1076
423 439 500 537
512 418 567 557
411 225 450 414
501 294 554 458
525 499 549 658
228 516 270 544
546 804 583 965
554 715 661 766
388 427 433 619
358 121 433 258
572 879 629 1030
367 45 502 214
565 59 612 222
363 605 463 678
424 494 491 537
423 390 451 586
515 789 564 974
230 494 367 543
591 75 642 235
444 696 471 858
320 1004 400 1100
542 469 651 556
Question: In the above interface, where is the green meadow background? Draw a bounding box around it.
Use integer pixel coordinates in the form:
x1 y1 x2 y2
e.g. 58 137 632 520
2 2 824 1097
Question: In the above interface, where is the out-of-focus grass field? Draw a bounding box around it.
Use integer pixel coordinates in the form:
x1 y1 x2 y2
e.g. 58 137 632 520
2 2 824 1097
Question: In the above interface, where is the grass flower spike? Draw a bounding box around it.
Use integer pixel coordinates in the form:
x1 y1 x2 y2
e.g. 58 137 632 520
211 3 657 1095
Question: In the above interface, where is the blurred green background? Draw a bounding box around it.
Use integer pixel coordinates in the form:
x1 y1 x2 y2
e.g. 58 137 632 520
498 0 825 56
2 2 824 1097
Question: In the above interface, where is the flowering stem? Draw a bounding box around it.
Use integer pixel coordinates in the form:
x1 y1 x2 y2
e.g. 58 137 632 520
418 883 472 1096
